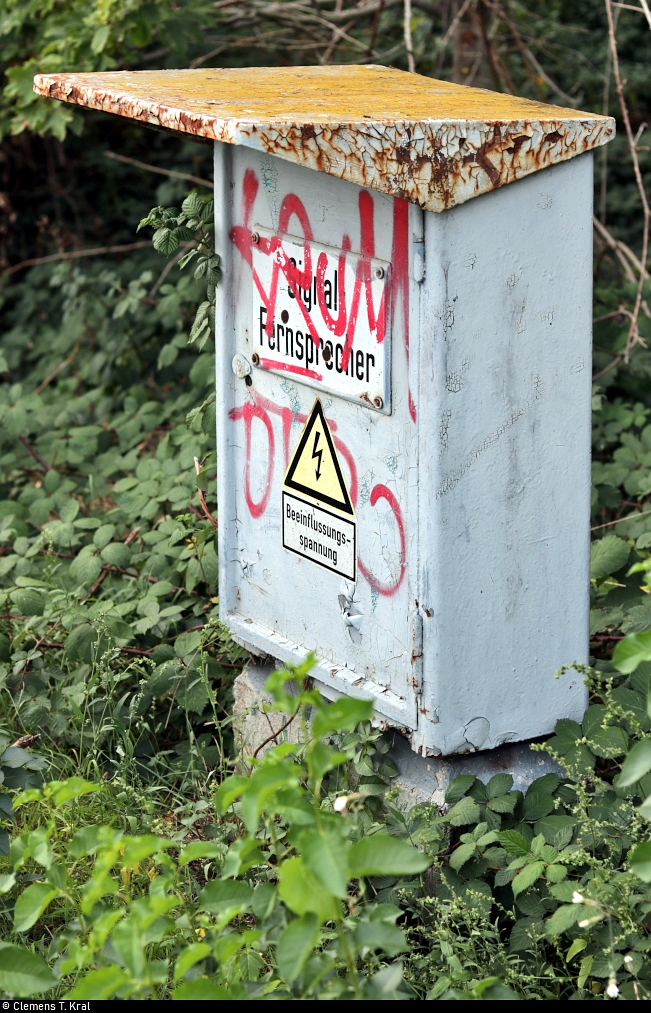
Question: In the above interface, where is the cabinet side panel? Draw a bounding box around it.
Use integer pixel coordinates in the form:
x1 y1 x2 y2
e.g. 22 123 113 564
418 154 592 755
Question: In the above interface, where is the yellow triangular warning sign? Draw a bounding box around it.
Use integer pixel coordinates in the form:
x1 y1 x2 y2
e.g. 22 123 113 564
283 399 354 516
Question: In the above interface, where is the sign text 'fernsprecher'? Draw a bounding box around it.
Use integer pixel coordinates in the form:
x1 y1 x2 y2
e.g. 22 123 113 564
282 399 356 580
252 228 391 412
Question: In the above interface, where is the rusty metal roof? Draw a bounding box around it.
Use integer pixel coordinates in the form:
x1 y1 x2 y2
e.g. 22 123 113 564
33 65 614 213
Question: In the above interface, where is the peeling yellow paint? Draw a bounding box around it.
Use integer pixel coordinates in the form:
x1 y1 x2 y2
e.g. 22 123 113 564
33 65 614 213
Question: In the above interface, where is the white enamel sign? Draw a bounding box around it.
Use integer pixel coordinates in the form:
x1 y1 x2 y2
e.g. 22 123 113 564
251 228 391 412
282 492 356 581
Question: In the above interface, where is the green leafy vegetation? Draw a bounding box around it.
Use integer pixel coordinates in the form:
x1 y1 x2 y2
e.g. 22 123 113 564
0 662 430 1000
2 0 651 1001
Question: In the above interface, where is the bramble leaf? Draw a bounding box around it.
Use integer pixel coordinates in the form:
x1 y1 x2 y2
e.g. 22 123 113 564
511 861 546 897
590 535 630 579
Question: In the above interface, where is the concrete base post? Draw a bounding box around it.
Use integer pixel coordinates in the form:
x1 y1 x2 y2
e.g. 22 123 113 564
233 664 562 806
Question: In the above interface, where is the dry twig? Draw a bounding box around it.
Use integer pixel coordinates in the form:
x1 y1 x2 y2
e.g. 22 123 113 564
404 0 415 72
149 243 195 298
251 712 298 758
641 0 651 29
34 334 84 395
605 0 650 359
104 150 212 187
480 5 514 94
593 354 623 381
194 457 218 528
592 506 651 530
5 242 151 277
18 437 51 472
30 638 154 658
613 1 651 29
366 0 385 59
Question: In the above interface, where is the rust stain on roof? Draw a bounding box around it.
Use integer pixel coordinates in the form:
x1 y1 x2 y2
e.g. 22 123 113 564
33 65 614 213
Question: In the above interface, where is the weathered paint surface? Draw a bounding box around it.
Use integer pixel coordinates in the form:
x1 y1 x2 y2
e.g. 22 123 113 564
33 65 613 214
215 143 418 729
415 154 592 755
213 137 591 754
40 62 599 753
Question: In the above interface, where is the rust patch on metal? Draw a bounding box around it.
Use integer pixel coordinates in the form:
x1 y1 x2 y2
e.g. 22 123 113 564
33 65 615 214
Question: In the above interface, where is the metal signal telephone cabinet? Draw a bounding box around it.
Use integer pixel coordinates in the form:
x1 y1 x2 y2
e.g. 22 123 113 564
34 66 614 756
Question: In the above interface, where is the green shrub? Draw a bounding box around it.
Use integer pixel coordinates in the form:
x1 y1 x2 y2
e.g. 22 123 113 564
0 658 432 1000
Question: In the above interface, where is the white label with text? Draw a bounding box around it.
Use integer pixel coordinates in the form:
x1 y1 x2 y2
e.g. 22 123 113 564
282 491 356 581
251 229 391 412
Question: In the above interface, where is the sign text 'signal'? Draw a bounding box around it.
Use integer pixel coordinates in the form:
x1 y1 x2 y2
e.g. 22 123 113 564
251 227 391 411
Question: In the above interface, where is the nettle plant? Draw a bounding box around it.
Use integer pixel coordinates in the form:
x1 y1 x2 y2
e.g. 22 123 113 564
0 658 430 1000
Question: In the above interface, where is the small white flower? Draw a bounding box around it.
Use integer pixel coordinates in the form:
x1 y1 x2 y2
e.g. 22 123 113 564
572 891 584 904
624 954 634 973
333 796 348 812
606 979 619 999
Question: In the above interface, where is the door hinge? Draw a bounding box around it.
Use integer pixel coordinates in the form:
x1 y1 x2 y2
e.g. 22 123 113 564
413 238 425 284
410 609 423 694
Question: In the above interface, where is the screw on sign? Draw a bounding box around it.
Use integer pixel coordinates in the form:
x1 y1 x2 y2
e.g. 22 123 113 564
36 65 614 755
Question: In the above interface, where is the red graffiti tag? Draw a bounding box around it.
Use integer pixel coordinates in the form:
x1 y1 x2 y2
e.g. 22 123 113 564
228 173 410 596
242 168 259 229
229 390 355 493
239 400 275 519
265 194 318 345
357 484 406 597
339 190 390 373
232 172 415 421
316 237 349 337
231 182 391 367
258 357 323 382
390 197 416 422
231 192 322 348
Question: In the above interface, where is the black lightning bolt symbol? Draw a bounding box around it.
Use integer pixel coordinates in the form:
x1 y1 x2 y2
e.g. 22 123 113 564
312 431 323 480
